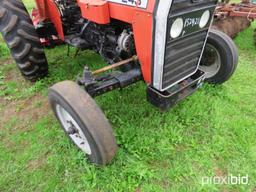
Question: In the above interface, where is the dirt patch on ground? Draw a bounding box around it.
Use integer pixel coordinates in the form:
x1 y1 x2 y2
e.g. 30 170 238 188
26 150 50 171
0 93 50 132
0 93 50 152
27 157 46 171
0 96 7 106
2 64 29 86
0 58 14 65
4 68 23 82
214 167 225 177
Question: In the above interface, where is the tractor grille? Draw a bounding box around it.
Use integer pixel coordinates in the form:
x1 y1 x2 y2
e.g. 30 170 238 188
162 30 207 89
161 0 217 90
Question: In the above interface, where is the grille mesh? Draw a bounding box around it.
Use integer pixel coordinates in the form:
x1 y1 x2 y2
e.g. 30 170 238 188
162 30 207 89
161 0 217 90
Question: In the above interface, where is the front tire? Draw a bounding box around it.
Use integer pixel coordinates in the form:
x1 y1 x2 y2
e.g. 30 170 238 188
0 0 48 81
48 81 117 165
200 29 238 84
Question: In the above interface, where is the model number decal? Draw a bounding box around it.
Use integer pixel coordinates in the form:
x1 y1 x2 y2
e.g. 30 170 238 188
107 0 148 8
184 17 201 28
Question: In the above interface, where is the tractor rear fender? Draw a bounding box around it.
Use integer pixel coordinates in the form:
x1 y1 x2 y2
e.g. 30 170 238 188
35 0 50 20
35 0 64 40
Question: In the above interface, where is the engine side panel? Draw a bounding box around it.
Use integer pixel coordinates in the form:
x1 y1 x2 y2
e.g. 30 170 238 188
79 0 110 24
107 2 155 84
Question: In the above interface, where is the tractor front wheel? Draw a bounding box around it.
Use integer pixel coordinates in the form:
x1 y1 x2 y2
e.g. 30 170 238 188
0 0 48 81
200 29 238 84
48 81 117 165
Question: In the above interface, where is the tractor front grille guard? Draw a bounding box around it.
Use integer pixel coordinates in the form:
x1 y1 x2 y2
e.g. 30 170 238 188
153 0 217 91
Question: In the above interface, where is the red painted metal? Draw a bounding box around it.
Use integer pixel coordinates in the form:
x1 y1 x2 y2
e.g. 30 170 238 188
79 0 110 24
35 0 50 21
78 0 156 84
35 0 64 40
107 1 156 84
32 8 63 47
32 8 40 26
45 1 65 40
34 0 157 84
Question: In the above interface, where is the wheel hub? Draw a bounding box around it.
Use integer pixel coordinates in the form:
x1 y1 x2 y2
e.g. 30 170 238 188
200 44 221 79
55 104 92 155
66 122 79 135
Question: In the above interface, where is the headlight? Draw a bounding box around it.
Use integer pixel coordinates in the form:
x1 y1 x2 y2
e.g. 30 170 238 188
170 18 184 39
199 10 210 29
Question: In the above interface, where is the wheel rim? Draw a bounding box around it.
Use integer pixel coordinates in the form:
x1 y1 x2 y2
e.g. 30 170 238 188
55 104 92 155
200 44 221 79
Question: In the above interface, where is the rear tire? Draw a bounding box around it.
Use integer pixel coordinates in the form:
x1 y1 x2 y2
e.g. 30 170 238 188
0 0 48 81
48 81 117 165
200 29 238 84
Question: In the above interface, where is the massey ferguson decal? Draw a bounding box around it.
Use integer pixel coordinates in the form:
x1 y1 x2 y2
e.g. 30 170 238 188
107 0 148 8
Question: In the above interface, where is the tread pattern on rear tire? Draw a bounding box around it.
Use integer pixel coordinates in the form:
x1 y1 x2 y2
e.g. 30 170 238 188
0 0 48 81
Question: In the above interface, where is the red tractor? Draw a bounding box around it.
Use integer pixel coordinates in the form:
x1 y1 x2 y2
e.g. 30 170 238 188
0 0 238 165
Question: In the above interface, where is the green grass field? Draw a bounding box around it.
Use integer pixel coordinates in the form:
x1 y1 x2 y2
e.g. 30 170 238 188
1 1 256 192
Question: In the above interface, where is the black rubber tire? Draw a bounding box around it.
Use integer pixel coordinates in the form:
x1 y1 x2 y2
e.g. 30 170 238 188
0 0 48 81
201 29 238 84
48 81 118 165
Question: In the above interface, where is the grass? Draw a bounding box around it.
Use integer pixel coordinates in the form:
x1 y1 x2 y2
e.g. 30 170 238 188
0 1 256 192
